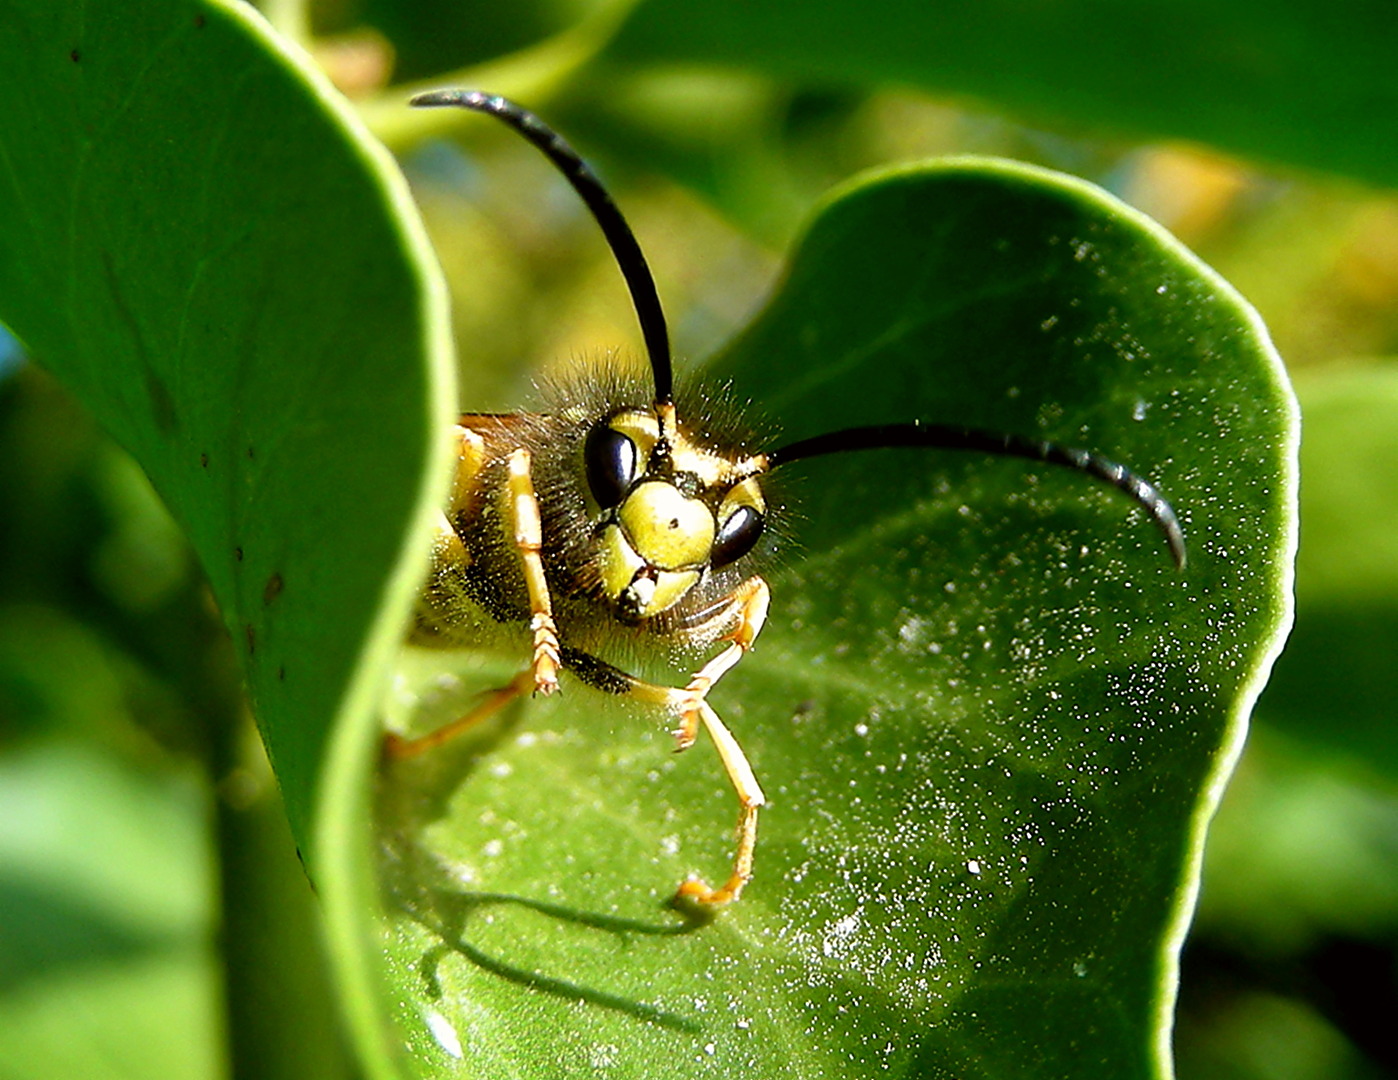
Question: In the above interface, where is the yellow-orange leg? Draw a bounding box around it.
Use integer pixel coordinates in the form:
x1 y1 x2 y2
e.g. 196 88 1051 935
610 578 769 905
673 577 770 751
674 700 766 906
623 675 765 905
506 448 561 695
383 667 535 760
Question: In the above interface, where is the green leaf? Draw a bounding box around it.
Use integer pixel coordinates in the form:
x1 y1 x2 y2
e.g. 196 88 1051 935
378 160 1295 1076
606 0 1398 190
0 0 452 1073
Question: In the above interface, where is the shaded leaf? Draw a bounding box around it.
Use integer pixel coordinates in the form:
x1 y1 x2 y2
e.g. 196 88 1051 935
0 1 453 1073
0 745 219 1080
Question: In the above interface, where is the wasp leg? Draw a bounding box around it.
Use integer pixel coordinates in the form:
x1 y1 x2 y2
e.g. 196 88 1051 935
506 447 562 695
672 577 770 751
560 645 767 906
673 700 765 905
383 666 535 760
411 425 490 645
419 423 488 584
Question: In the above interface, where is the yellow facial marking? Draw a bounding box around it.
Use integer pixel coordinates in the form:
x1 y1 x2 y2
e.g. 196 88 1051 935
607 407 751 488
719 476 766 520
596 520 705 619
618 481 715 570
597 523 644 603
646 569 701 615
609 409 659 460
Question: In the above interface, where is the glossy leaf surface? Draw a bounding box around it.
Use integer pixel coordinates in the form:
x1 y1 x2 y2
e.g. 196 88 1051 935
378 160 1295 1078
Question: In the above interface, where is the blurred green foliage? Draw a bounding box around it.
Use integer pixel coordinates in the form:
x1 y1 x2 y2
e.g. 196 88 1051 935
1 0 1391 1077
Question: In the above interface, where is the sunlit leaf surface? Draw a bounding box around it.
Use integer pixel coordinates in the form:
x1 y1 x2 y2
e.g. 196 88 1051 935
378 160 1295 1078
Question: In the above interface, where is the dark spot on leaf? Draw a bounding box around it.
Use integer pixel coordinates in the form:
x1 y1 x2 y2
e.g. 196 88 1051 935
200 452 209 469
246 445 255 459
244 624 255 654
194 14 206 28
277 666 286 681
69 49 80 63
234 546 244 562
263 572 284 606
146 376 177 434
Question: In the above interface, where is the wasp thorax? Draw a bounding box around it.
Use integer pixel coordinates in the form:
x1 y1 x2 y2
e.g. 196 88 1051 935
585 407 767 620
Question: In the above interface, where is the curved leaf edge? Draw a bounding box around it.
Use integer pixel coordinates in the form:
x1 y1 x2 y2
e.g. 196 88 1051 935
209 4 460 1075
733 153 1301 1076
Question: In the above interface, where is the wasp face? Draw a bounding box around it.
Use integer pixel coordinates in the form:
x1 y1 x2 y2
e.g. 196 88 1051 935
584 401 767 621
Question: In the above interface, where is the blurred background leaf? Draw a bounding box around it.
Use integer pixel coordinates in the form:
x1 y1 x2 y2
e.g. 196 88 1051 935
1176 370 1398 1080
605 0 1398 189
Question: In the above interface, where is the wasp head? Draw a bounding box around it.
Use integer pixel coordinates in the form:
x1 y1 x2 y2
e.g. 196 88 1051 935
584 400 767 621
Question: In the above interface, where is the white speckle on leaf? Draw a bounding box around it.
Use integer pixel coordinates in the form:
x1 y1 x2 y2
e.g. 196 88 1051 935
425 1010 463 1058
822 909 863 958
588 1043 618 1069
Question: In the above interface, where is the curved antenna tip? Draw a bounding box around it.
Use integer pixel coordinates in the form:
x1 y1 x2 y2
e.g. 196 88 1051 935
766 422 1188 570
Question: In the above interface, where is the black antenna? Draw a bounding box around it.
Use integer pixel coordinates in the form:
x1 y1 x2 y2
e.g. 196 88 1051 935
412 89 675 403
766 423 1187 569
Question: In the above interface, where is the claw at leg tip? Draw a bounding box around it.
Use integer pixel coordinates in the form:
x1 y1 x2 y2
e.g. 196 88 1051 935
673 876 739 908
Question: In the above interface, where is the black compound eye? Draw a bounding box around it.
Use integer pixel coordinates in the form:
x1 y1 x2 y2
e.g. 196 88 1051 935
585 423 637 510
711 505 764 568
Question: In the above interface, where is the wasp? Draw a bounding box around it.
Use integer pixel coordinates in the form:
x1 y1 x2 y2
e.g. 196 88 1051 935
385 90 1186 908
